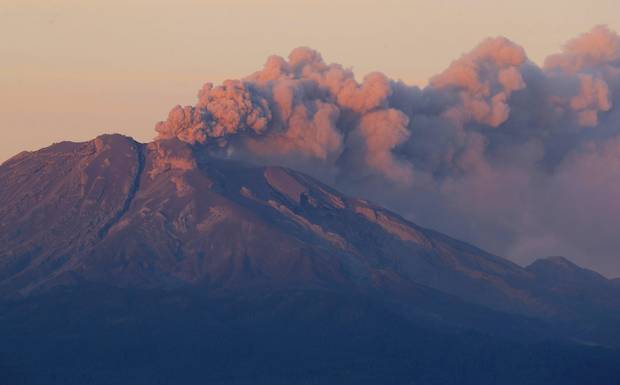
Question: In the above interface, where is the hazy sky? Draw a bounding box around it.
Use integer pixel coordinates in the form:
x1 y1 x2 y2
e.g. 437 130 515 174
1 0 619 162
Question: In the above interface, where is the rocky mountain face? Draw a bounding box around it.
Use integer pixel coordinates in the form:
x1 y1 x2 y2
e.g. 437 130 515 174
2 134 620 384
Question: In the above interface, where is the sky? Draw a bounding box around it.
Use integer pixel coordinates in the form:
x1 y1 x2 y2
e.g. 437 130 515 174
1 0 619 162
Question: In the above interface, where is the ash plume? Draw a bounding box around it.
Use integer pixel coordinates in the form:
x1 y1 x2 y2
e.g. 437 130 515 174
155 26 620 276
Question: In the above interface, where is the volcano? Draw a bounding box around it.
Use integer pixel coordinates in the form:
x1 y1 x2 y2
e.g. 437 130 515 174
1 134 620 385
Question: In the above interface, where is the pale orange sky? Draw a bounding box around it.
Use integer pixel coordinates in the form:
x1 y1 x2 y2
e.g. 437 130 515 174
1 0 619 161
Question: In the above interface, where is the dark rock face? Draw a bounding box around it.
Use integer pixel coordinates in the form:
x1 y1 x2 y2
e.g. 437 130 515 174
2 134 620 384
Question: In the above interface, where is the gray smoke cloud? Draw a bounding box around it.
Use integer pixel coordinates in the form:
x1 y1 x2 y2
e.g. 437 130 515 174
156 26 620 277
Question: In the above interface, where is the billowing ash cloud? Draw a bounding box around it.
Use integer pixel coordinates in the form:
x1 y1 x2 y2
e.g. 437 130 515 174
155 26 620 277
429 36 527 127
156 47 410 182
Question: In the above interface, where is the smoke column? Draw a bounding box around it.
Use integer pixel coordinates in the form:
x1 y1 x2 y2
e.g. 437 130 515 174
156 26 620 276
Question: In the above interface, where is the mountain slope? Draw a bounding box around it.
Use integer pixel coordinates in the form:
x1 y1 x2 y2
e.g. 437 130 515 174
0 139 611 303
2 135 620 320
2 134 620 384
3 284 620 385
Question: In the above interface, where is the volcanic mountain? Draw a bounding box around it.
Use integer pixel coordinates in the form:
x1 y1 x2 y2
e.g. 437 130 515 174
1 134 620 385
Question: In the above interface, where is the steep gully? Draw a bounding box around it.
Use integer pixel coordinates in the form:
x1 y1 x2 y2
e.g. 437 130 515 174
97 141 145 240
